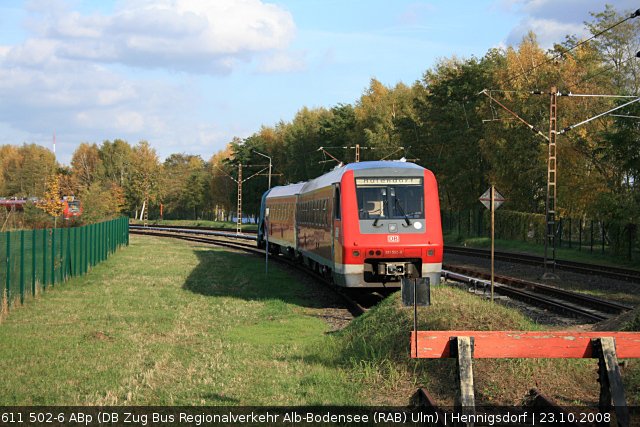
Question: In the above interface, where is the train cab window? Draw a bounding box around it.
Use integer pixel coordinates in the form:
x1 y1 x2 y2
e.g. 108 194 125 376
67 201 81 213
355 177 424 220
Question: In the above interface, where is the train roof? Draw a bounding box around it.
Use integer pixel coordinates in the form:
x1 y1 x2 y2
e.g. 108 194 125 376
266 161 426 198
265 182 306 198
301 160 425 193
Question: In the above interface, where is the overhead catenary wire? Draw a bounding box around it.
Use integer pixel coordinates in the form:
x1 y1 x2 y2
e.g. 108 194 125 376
611 114 640 119
504 8 640 87
558 96 640 133
567 51 640 91
478 89 549 141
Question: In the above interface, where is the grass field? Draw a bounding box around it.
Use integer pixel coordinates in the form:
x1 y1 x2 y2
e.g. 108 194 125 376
0 235 358 405
1 234 637 407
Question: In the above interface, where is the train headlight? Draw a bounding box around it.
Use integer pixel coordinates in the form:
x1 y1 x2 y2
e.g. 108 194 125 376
352 250 360 257
414 221 423 230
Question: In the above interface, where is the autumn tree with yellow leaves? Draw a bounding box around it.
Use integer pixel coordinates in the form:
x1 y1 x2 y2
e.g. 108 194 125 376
36 174 64 227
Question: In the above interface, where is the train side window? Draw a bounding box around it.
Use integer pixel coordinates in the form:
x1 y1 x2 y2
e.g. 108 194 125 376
312 200 317 225
322 199 327 226
334 186 341 220
304 201 308 224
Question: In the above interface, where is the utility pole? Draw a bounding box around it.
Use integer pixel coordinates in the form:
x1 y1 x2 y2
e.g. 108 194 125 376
214 161 271 235
236 163 243 234
543 87 558 279
481 88 640 279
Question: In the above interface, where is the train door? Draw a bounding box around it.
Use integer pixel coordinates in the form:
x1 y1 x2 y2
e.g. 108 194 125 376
332 184 342 271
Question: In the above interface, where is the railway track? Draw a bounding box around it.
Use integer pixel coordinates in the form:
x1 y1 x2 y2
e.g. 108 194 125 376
130 225 633 323
129 226 378 316
445 245 640 283
443 264 633 322
130 225 640 282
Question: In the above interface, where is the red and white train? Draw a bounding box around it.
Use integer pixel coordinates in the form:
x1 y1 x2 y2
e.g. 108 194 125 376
257 160 442 288
0 197 82 220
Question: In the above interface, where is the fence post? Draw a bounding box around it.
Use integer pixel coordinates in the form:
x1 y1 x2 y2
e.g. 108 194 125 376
60 228 64 282
102 221 105 261
66 227 71 279
19 230 25 305
51 228 56 287
579 219 582 251
568 218 572 249
5 231 11 307
601 221 605 254
42 228 47 291
590 220 594 253
72 227 76 276
84 224 88 272
558 218 563 248
91 224 95 267
32 229 36 297
629 224 634 261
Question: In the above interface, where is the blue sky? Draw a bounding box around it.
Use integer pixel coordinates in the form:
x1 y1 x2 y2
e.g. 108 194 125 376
0 0 637 165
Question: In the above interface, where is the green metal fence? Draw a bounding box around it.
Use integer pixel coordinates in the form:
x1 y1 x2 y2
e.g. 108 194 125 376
0 217 129 312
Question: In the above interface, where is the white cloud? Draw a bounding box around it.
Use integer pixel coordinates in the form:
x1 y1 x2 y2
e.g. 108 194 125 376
257 51 306 73
507 17 585 47
502 0 640 48
21 0 298 74
0 0 301 164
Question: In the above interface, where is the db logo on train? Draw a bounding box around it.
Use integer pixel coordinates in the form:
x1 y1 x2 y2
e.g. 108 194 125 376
387 235 400 243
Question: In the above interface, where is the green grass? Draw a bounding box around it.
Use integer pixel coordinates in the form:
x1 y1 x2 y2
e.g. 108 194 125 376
317 287 607 406
445 233 640 270
0 235 357 405
2 234 636 407
129 219 258 232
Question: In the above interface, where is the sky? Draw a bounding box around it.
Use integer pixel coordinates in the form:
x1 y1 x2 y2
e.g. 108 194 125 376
0 0 637 165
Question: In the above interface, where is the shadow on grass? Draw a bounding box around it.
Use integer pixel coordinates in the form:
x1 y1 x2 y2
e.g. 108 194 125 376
182 248 337 309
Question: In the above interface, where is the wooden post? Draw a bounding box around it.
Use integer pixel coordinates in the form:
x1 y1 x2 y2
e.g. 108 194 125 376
490 186 495 302
451 336 475 419
593 337 629 426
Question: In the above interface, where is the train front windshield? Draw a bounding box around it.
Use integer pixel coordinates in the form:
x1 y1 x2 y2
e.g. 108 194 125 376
67 201 80 213
355 177 424 220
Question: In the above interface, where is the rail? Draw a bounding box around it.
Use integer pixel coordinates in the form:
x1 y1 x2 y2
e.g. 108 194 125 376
445 245 640 283
442 267 632 322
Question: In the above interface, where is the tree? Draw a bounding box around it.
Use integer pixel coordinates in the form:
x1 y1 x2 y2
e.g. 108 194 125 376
162 153 207 219
100 139 132 187
126 141 162 217
71 143 102 192
1 144 57 197
36 174 64 227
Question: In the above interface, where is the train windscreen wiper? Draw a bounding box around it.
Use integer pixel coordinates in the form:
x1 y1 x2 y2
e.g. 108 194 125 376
394 198 412 226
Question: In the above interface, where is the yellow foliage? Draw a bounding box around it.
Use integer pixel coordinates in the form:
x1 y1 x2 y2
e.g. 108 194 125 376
36 174 64 218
